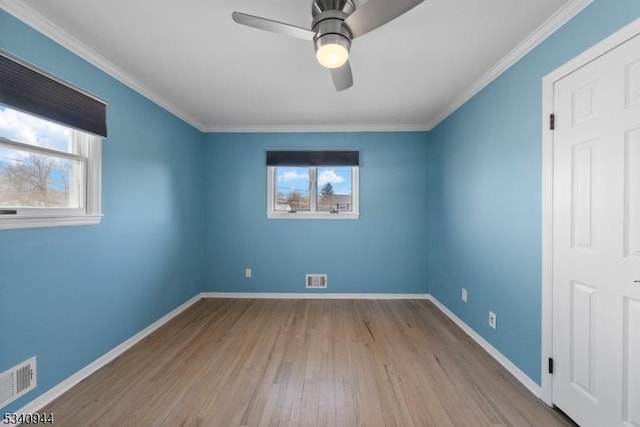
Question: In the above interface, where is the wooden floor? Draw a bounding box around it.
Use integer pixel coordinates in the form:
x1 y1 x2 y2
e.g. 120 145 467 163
41 299 575 426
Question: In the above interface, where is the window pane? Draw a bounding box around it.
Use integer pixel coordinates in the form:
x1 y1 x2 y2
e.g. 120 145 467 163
317 167 352 212
0 104 72 153
274 167 310 212
0 144 83 208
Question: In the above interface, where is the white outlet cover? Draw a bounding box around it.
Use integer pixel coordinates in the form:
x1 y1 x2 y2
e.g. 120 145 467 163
489 311 497 329
461 288 468 302
245 268 252 278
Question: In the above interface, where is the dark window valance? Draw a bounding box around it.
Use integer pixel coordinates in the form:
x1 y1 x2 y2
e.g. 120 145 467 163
0 51 107 137
266 149 359 166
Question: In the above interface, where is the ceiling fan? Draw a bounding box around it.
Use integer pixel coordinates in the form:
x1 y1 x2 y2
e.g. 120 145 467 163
232 0 424 91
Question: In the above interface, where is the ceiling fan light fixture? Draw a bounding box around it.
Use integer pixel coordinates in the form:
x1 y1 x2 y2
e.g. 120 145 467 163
315 34 350 69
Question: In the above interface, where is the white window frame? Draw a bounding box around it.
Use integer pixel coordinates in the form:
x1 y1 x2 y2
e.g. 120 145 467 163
0 130 102 230
267 165 359 220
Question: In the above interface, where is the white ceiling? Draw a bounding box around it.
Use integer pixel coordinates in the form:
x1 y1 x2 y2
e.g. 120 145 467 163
1 0 587 132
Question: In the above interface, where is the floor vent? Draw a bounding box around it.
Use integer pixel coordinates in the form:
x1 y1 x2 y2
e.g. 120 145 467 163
306 274 327 289
0 357 36 409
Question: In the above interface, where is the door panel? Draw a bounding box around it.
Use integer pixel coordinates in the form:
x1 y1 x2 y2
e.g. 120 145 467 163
570 281 598 400
571 140 598 250
626 59 640 108
572 81 599 125
623 297 640 426
624 129 640 258
553 33 640 427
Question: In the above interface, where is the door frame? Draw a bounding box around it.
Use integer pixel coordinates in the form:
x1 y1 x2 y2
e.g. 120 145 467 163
541 17 640 406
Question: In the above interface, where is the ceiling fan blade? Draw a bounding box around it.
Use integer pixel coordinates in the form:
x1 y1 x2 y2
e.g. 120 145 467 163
344 0 424 39
232 12 315 41
330 61 353 91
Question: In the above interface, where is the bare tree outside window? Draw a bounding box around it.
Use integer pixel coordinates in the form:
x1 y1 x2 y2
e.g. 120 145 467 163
0 153 73 208
268 165 358 218
0 105 101 229
280 188 309 211
274 166 310 211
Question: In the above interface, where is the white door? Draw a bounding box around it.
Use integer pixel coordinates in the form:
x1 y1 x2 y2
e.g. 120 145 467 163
552 33 640 427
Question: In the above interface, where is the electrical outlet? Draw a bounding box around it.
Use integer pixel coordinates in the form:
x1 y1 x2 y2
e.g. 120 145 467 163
489 311 497 329
245 268 252 278
461 288 468 303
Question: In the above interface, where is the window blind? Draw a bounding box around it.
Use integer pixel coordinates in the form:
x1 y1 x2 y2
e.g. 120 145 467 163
266 149 359 166
0 52 107 137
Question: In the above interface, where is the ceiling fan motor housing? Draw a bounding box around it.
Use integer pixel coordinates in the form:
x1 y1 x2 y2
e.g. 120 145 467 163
312 0 355 56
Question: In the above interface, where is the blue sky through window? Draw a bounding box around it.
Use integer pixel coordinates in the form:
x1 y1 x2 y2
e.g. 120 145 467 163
0 105 74 196
276 166 352 195
0 105 71 152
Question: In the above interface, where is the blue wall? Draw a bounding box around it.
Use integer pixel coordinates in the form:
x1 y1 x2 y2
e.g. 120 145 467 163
4 0 640 414
204 132 429 294
0 10 205 413
427 0 640 384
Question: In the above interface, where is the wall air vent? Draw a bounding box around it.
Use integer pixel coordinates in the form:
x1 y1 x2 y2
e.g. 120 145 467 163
0 357 36 409
306 274 327 289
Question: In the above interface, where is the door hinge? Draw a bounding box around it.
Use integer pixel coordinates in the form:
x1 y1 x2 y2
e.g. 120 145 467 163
550 113 555 130
548 357 554 374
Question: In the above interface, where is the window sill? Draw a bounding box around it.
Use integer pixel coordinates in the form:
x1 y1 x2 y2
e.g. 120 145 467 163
0 214 103 230
267 212 359 220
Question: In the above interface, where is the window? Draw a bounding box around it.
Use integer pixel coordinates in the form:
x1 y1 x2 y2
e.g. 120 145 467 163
266 150 359 219
0 106 102 229
0 52 106 230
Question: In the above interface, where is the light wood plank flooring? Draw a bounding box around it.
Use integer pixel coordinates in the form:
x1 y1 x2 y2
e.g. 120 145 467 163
40 299 575 426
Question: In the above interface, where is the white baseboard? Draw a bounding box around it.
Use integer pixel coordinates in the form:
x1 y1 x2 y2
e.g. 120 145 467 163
10 291 541 423
201 292 430 300
10 294 201 423
427 295 542 398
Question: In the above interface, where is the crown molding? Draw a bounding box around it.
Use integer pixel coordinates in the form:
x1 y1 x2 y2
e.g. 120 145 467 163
201 123 430 133
1 0 592 134
426 0 593 131
0 1 205 131
206 0 593 133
